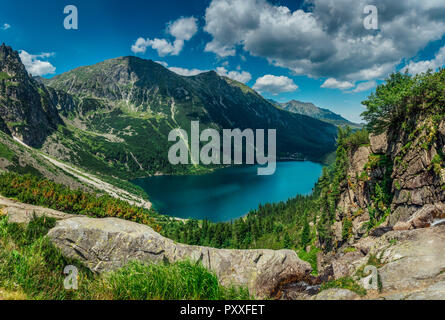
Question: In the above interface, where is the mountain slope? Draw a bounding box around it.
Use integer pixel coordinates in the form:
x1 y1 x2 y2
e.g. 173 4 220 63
0 44 61 147
41 56 337 178
271 99 361 128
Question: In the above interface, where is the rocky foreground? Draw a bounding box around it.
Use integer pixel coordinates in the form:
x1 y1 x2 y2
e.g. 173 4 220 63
1 195 445 300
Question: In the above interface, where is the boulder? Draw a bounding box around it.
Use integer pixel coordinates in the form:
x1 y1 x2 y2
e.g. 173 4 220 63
48 216 312 298
366 225 445 292
313 288 359 300
404 281 445 300
370 133 388 154
0 196 75 224
393 203 445 230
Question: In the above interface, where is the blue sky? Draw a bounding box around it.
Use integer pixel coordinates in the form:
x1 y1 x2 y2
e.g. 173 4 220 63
1 0 445 123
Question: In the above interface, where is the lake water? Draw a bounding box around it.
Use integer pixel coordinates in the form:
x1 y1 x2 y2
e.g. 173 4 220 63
133 161 323 222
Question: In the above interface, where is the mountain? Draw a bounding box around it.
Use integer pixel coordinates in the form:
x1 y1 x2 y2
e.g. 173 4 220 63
40 56 337 178
0 44 61 147
0 44 337 184
270 99 362 128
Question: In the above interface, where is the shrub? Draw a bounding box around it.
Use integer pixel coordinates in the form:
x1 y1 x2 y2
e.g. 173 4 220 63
320 277 367 296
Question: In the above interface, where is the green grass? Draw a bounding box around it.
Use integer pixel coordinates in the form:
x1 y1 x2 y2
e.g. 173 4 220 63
298 247 320 276
0 143 14 161
0 72 11 81
320 277 367 296
0 215 251 300
99 261 250 300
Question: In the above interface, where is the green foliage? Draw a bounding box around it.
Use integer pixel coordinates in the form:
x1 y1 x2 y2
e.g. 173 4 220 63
298 247 320 276
0 172 161 231
320 277 367 296
0 72 11 81
162 194 320 250
0 216 250 300
432 154 444 175
367 183 391 230
100 261 250 300
300 215 311 249
362 72 414 134
0 215 92 299
362 69 445 134
0 143 14 161
342 218 353 241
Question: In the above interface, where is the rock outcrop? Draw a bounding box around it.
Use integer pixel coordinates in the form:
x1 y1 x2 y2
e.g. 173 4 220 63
333 116 445 244
0 44 61 147
47 216 312 298
0 196 76 223
315 224 445 300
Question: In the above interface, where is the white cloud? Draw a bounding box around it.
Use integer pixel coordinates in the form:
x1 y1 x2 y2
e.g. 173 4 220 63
252 75 298 95
131 16 198 56
1 23 11 30
349 80 377 93
131 38 183 56
405 45 445 75
155 61 169 67
167 17 198 41
19 51 56 76
204 0 445 82
216 66 252 83
168 66 207 76
131 38 151 54
321 78 354 90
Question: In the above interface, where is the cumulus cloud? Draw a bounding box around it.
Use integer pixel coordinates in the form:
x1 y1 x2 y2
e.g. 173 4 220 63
321 78 354 90
216 66 252 83
204 0 445 82
252 75 298 95
1 23 11 30
19 51 56 76
405 45 445 75
168 66 207 76
131 17 198 56
349 80 377 93
167 17 198 41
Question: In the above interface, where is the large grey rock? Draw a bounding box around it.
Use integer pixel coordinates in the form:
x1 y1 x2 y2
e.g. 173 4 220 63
0 196 75 223
48 216 312 298
366 225 445 292
393 203 445 230
405 281 445 300
313 288 359 300
370 133 388 154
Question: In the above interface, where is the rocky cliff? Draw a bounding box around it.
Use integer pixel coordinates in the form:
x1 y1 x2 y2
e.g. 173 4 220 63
305 105 445 300
0 44 61 147
332 116 445 244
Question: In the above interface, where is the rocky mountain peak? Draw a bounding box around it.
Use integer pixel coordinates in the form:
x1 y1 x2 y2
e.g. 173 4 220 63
0 44 61 147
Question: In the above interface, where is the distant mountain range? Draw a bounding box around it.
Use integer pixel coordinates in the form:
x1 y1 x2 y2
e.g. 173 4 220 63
0 44 337 184
268 99 362 128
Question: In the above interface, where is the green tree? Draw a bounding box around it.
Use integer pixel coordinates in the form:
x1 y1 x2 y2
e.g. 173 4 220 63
361 72 414 134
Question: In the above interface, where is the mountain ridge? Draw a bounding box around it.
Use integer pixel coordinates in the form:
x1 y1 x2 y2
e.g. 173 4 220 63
0 44 337 185
269 99 362 128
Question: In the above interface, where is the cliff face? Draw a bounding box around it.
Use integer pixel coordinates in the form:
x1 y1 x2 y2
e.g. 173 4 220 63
333 115 445 244
0 44 61 147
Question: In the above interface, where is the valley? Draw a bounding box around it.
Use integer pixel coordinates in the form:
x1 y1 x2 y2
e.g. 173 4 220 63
0 42 444 301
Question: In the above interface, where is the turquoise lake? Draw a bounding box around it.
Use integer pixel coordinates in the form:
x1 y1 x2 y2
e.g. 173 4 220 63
133 161 323 222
